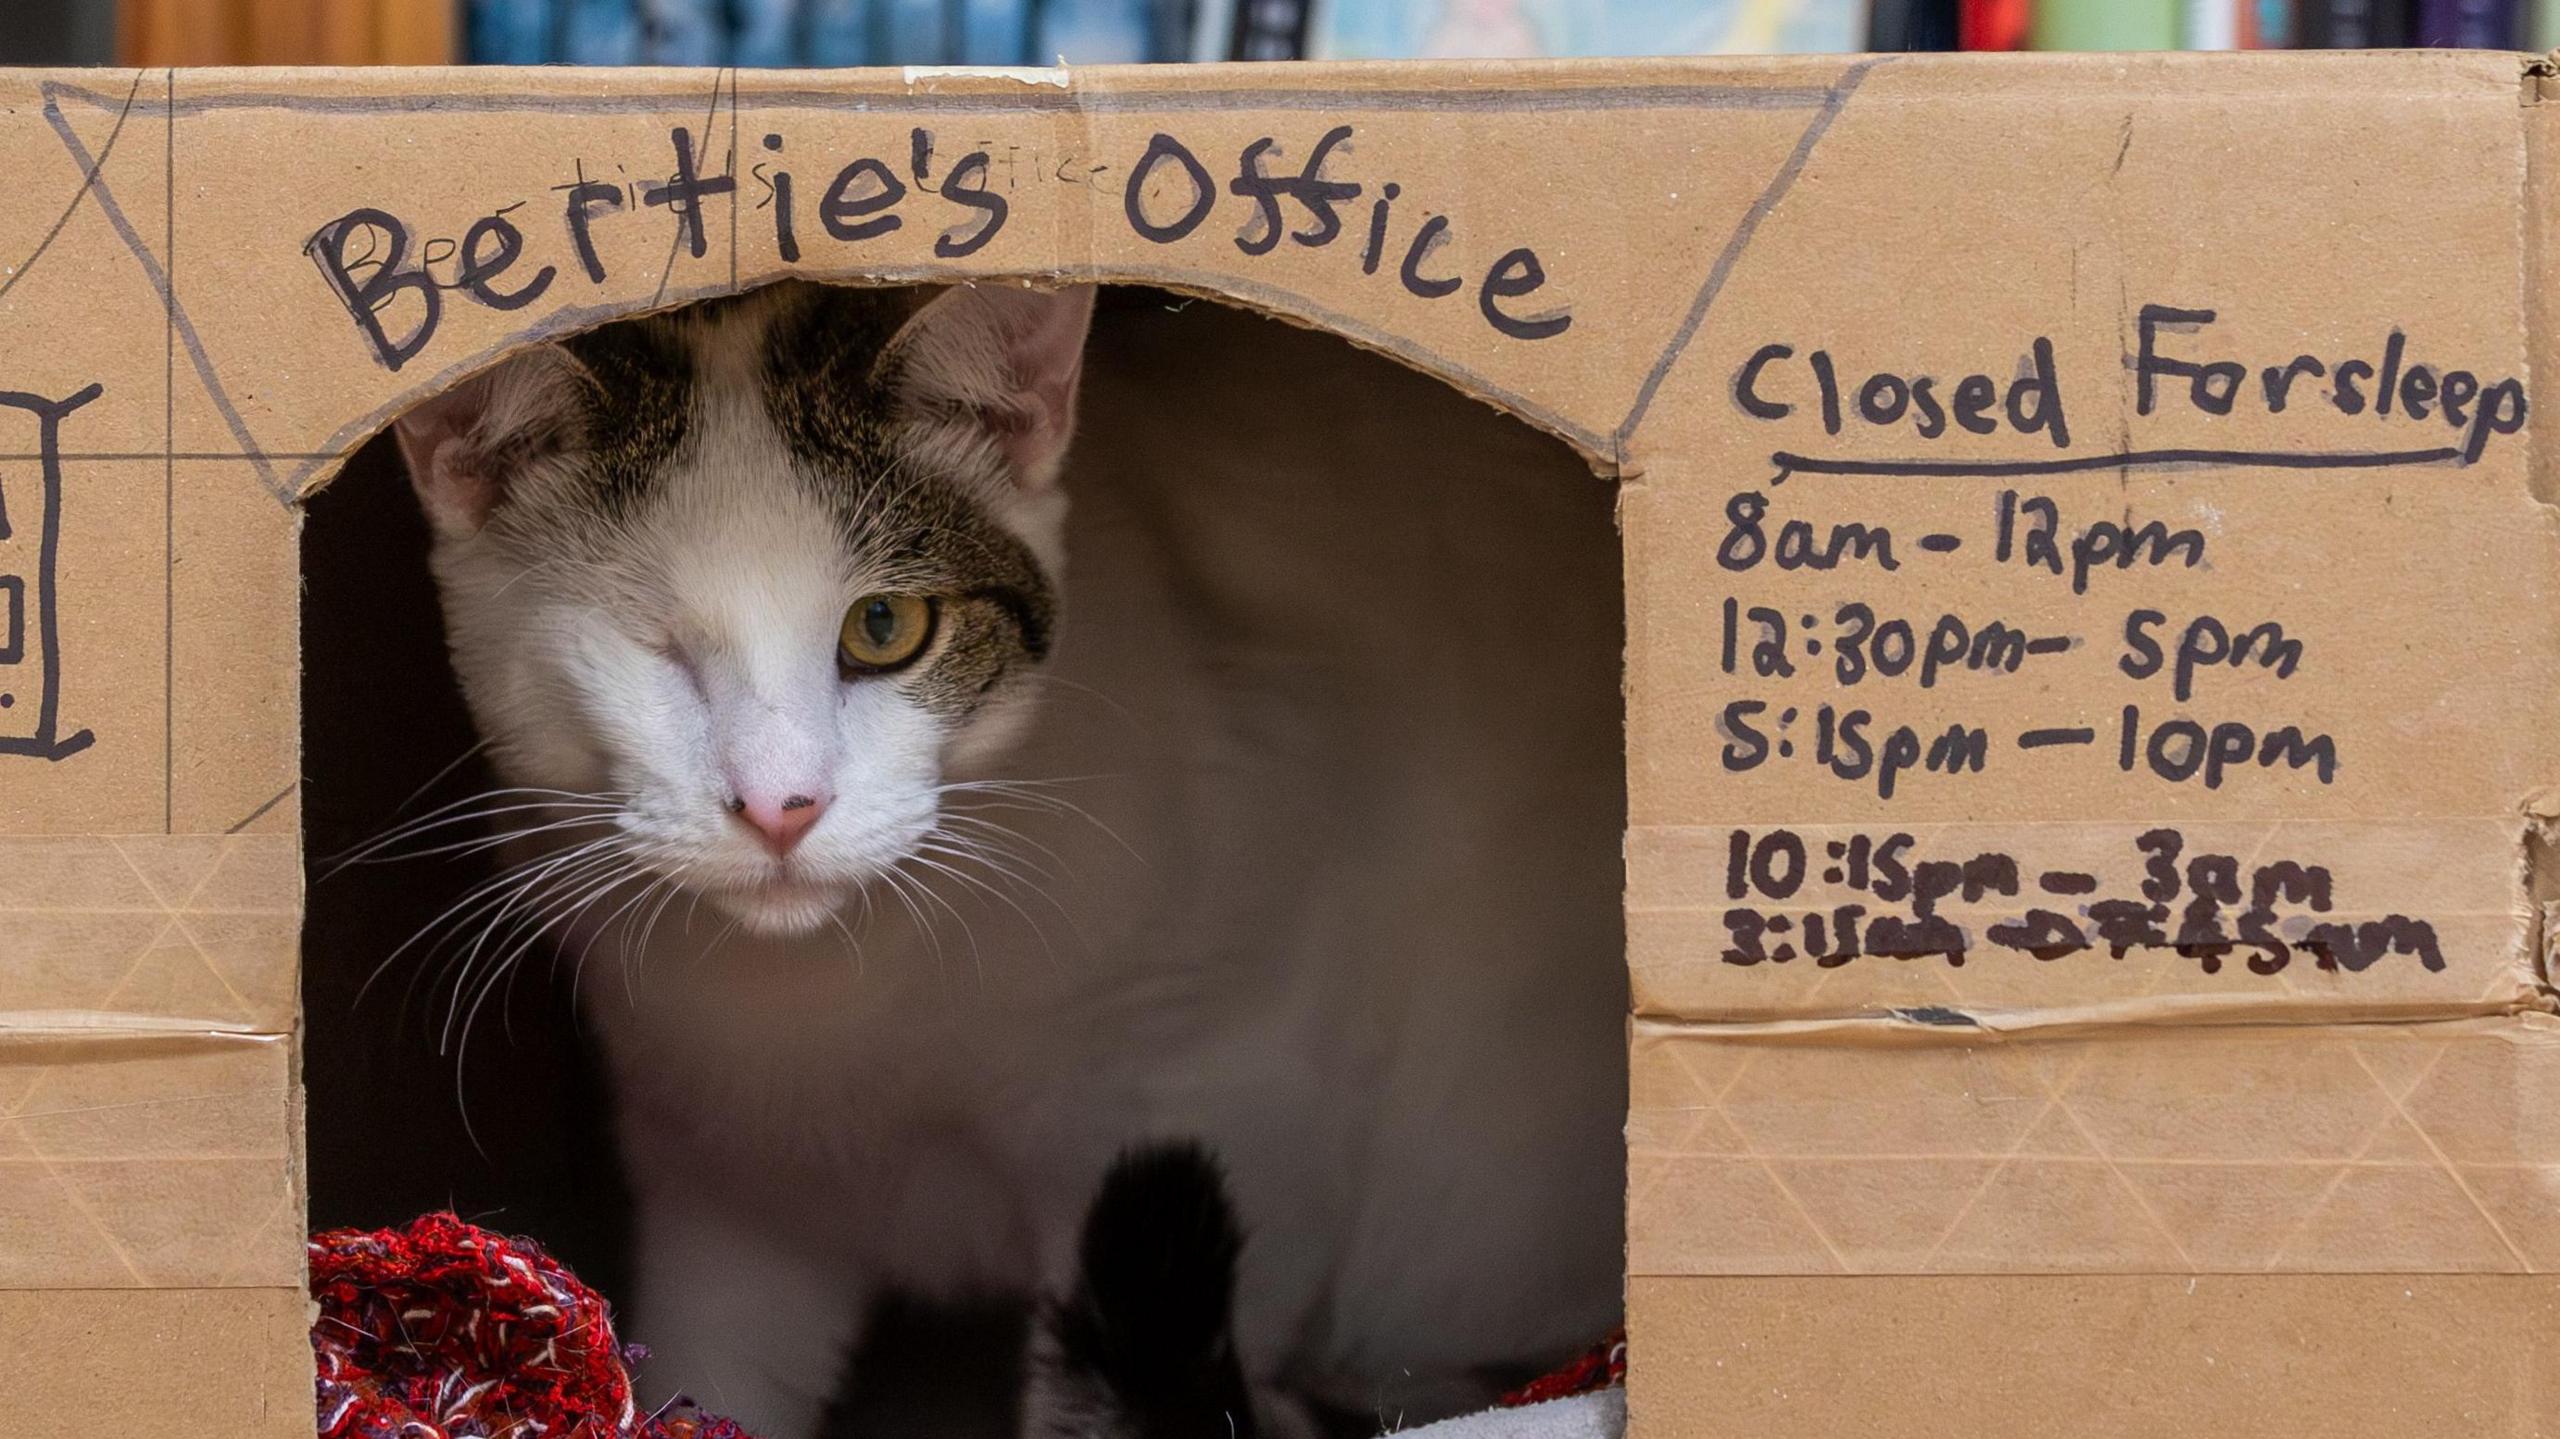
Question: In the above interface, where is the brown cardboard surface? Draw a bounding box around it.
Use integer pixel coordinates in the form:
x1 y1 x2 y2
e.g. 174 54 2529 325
1632 1014 2560 1275
0 1034 300 1288
0 1286 313 1437
0 834 297 1031
0 49 2554 1437
1629 1275 2560 1437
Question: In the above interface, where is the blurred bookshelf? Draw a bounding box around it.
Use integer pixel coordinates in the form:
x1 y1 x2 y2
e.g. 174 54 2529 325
20 0 2549 71
116 0 453 64
452 0 2554 64
1888 0 2556 50
1 0 115 64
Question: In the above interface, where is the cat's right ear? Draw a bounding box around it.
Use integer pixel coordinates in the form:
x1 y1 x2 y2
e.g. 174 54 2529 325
390 345 590 538
876 284 1096 493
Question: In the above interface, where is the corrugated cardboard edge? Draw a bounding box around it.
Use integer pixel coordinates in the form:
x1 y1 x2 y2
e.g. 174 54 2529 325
2522 55 2560 998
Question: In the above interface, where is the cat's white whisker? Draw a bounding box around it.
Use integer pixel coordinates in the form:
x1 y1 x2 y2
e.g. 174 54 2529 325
423 841 641 1030
360 835 628 1013
623 863 697 979
904 849 1060 969
324 789 629 876
428 839 632 1010
922 821 1066 889
930 777 1145 865
824 909 866 979
931 825 1068 887
1012 671 1140 726
888 856 991 980
367 737 498 830
917 832 1069 922
449 855 656 1057
562 864 657 1007
870 862 949 977
446 858 653 1152
348 807 629 873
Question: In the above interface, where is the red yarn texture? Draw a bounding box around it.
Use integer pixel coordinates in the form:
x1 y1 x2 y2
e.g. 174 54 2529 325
1500 1329 1627 1408
310 1212 757 1439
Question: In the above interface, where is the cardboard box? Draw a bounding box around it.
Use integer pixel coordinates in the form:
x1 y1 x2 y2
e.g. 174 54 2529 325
2 48 2556 1435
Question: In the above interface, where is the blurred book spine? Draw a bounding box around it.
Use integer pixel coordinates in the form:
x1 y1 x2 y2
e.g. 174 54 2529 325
2032 0 2180 47
2242 0 2294 44
732 0 798 65
470 0 555 62
1959 0 2031 48
962 0 1036 63
2297 0 2415 45
1232 0 1311 59
2417 0 2521 43
643 0 723 62
883 0 950 60
1872 0 1961 48
804 0 872 64
2185 0 2242 47
1036 0 1154 60
561 0 644 62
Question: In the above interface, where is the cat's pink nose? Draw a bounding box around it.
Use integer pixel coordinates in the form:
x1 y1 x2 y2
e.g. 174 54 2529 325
728 791 828 857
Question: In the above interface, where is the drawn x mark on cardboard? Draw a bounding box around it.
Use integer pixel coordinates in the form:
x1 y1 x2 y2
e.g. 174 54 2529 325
35 77 296 507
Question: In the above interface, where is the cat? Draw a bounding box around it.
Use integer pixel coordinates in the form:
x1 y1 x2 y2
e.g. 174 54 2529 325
391 280 1627 1439
1022 1140 1268 1439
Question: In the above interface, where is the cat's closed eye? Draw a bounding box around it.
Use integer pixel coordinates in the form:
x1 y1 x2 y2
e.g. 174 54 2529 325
838 593 938 675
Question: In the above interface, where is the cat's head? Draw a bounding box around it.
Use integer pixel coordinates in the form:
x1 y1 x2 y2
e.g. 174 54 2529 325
393 281 1094 937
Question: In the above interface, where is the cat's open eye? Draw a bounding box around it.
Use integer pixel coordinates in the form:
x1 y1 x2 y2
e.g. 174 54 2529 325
839 593 938 674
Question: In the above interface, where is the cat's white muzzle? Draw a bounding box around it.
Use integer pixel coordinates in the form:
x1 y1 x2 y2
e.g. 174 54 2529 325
694 870 850 938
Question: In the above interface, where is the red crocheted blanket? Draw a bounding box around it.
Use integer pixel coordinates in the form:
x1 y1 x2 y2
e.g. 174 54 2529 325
1501 1330 1627 1408
310 1213 753 1439
310 1214 1623 1438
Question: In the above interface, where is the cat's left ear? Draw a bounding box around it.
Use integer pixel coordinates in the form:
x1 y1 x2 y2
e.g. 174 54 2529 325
880 284 1095 491
391 344 592 538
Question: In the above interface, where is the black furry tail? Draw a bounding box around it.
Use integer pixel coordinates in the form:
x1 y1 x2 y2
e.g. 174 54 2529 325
1022 1142 1256 1439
